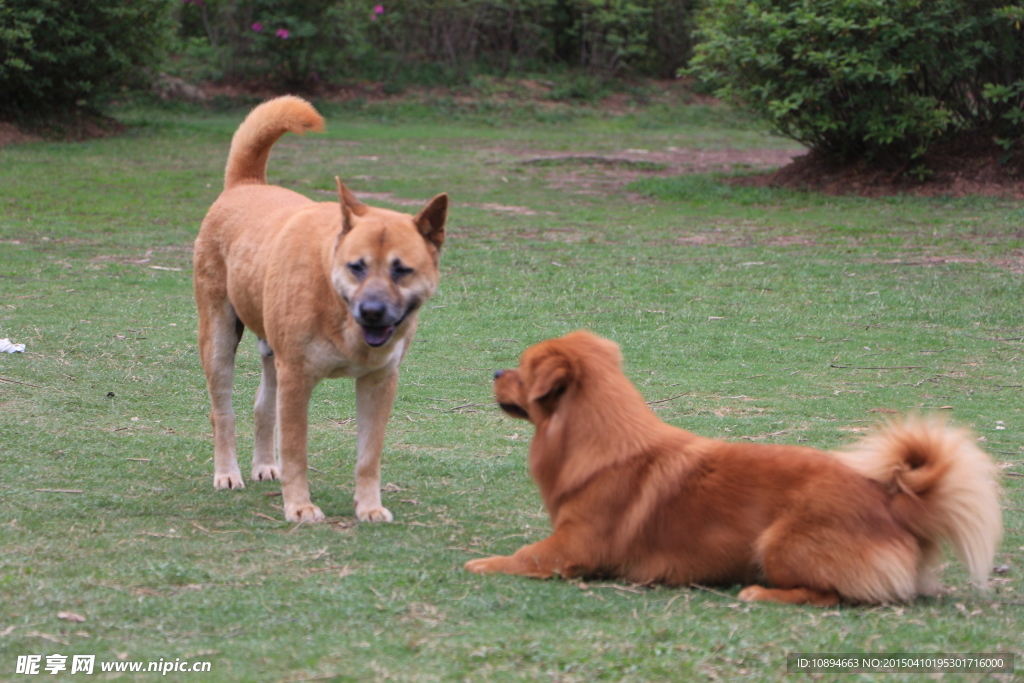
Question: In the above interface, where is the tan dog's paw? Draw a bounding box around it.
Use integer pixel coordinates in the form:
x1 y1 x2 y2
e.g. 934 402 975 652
252 464 280 482
356 505 393 523
214 470 245 490
285 502 325 523
464 556 510 575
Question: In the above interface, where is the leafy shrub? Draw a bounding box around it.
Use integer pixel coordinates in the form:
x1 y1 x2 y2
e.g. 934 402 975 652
557 0 652 73
640 0 699 78
0 0 172 118
688 0 1024 163
171 0 699 87
174 0 372 87
372 1 538 68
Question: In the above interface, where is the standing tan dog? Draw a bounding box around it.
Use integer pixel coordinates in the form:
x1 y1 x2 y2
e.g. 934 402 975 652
194 96 447 523
467 331 1002 606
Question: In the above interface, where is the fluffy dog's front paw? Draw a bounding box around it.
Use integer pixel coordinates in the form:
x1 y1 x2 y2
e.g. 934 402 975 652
356 504 393 523
252 464 280 482
284 502 325 523
464 556 510 575
737 585 770 602
214 470 245 489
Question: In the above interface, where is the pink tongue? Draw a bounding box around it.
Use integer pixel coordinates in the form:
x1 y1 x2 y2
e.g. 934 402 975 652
362 325 394 346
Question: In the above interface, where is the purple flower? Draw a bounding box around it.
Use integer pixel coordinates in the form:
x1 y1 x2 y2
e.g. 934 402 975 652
374 5 384 15
251 22 263 32
276 28 290 39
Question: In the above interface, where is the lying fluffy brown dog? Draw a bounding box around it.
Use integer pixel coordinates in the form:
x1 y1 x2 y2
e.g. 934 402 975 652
466 331 1002 606
194 96 447 523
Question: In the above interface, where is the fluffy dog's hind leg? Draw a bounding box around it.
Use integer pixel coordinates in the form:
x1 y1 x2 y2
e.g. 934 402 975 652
752 516 917 605
251 340 280 482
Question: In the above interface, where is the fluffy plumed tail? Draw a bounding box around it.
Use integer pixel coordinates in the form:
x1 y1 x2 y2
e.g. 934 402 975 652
835 418 1002 588
223 95 325 190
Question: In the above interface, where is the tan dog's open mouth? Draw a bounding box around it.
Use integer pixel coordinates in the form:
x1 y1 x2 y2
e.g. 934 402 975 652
357 303 416 347
361 324 396 347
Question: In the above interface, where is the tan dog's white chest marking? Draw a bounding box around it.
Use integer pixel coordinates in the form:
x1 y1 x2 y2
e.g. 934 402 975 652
193 96 446 523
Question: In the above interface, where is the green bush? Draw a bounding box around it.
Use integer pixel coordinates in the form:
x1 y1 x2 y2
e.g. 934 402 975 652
688 0 1024 163
0 0 173 118
640 0 699 78
174 0 372 87
170 0 698 87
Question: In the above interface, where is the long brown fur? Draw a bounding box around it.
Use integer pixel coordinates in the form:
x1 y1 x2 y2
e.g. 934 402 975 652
466 331 1003 606
194 96 448 523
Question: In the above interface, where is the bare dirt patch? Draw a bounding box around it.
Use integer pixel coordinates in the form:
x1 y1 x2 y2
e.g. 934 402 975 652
0 122 43 146
515 146 804 197
517 228 588 243
736 137 1024 199
991 250 1024 274
673 232 816 248
347 190 544 216
0 115 124 146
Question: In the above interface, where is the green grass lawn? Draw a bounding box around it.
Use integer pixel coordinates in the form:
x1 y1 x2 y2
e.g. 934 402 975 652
1 98 1022 681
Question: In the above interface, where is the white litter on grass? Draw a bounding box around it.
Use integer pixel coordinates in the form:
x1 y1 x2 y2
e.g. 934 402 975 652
0 339 25 353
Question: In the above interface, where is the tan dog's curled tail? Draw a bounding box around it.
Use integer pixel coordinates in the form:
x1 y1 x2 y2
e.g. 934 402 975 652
224 96 325 190
835 418 1002 587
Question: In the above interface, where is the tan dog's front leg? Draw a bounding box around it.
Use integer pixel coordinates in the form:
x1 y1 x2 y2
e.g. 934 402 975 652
465 533 588 579
353 369 398 522
276 364 324 522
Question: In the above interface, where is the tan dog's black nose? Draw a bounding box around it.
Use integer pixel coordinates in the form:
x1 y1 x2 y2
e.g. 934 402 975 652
358 300 387 324
494 370 505 380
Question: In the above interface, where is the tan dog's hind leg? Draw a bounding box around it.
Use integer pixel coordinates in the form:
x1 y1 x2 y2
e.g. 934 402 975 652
198 302 245 490
738 585 840 607
353 370 398 522
276 365 325 522
251 345 280 482
465 534 587 579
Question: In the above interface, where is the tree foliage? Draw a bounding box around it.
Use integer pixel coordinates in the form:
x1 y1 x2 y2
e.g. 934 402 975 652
172 0 698 87
0 0 172 118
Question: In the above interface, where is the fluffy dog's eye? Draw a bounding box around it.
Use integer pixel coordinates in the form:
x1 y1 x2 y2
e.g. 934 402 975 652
391 260 414 280
347 260 367 278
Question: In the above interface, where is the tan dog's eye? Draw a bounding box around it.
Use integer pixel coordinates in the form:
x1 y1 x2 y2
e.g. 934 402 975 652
391 260 414 281
347 259 367 279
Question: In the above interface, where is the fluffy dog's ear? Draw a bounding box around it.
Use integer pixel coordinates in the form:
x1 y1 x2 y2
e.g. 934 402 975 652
415 193 447 251
528 354 572 406
336 177 367 234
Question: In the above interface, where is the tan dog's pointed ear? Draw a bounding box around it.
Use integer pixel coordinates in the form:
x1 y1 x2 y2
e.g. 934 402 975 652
336 176 367 235
528 354 572 406
415 193 447 251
